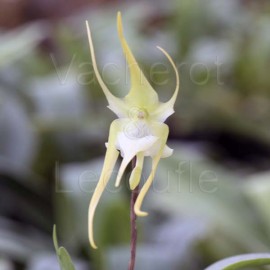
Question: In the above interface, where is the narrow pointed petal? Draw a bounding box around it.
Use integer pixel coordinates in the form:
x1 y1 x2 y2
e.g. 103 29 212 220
134 156 159 217
88 120 121 249
117 12 159 108
115 131 158 187
86 21 127 118
152 47 180 122
115 156 131 187
135 123 169 216
129 152 144 190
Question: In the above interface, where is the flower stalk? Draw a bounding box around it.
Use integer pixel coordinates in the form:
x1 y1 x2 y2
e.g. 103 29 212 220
129 158 139 270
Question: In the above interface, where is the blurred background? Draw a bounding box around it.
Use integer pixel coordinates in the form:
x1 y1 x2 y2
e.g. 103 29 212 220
1 0 270 269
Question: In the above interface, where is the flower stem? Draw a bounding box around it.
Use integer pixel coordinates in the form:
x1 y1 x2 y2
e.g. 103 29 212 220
128 158 139 270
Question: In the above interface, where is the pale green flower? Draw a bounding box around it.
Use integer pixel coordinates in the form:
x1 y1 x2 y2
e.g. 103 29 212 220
86 12 180 249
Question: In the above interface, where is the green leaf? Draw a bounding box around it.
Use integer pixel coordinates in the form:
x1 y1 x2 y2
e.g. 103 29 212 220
205 253 270 270
58 247 76 270
53 225 76 270
53 225 59 251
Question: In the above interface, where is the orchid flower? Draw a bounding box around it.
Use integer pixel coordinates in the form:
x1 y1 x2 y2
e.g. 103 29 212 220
86 12 180 249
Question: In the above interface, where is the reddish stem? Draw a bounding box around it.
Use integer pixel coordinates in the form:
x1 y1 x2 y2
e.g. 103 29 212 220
128 158 139 270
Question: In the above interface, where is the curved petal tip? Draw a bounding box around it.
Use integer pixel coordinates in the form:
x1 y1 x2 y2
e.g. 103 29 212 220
135 207 149 217
90 239 98 250
153 46 180 122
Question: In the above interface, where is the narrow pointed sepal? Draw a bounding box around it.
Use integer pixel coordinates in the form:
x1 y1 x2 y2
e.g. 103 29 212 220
88 120 121 249
152 46 180 122
117 12 159 108
86 20 127 118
